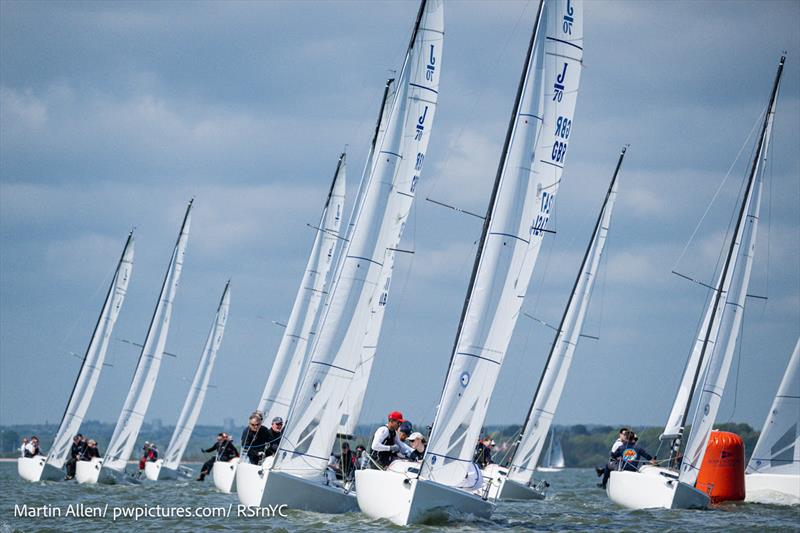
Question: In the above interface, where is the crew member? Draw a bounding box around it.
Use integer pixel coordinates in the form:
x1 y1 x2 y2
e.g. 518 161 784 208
241 412 271 465
197 433 239 481
65 434 86 480
369 411 413 468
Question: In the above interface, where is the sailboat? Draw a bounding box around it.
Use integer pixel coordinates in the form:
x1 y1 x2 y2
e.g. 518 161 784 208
17 232 134 483
744 337 800 504
214 153 346 494
145 281 231 481
606 56 785 510
238 0 444 513
76 200 193 484
486 147 625 501
538 430 565 472
356 0 583 524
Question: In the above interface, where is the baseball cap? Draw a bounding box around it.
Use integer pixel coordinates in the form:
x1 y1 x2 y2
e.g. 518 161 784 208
272 416 284 425
388 411 405 422
408 432 425 442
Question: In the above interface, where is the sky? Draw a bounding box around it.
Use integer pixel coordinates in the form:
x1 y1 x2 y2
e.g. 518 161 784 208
1 0 798 434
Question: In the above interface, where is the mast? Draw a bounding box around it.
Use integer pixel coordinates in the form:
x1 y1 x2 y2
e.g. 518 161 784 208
509 146 626 467
56 230 133 429
672 56 785 461
428 0 546 437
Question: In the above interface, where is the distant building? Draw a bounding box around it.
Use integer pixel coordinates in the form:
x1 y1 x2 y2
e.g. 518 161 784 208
224 417 236 434
151 418 163 431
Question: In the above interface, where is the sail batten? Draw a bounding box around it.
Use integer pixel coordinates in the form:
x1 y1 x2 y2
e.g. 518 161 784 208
46 234 135 470
422 0 583 486
162 282 230 471
102 201 192 472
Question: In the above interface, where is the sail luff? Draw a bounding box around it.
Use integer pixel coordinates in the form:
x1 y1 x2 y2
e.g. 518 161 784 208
46 233 135 469
103 201 192 472
507 146 623 484
746 338 800 476
677 57 783 486
162 282 230 470
256 155 346 420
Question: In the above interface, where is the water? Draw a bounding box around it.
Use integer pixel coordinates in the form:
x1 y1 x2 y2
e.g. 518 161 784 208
1 463 797 532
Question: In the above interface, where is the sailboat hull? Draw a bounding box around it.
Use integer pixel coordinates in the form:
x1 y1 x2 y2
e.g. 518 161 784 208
75 458 102 484
144 460 161 480
606 465 709 510
356 467 493 526
745 473 800 504
236 459 271 507
17 457 63 482
212 457 239 493
537 467 563 473
261 470 357 514
481 464 545 501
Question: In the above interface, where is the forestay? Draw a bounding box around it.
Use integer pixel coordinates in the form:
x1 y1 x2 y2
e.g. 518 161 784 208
422 0 583 486
257 155 346 422
336 79 397 436
274 0 443 479
103 201 192 472
47 233 135 470
162 282 231 470
747 338 800 476
678 58 783 486
508 146 621 485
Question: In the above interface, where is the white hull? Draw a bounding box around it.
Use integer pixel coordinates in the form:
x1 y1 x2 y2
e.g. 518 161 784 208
356 466 493 526
75 458 103 484
745 473 800 505
606 465 709 510
481 464 546 501
261 470 357 514
211 457 239 493
17 457 64 482
144 460 161 480
236 458 272 507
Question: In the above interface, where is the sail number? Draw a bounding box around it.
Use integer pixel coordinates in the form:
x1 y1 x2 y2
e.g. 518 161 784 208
551 141 567 163
531 191 553 237
563 0 574 34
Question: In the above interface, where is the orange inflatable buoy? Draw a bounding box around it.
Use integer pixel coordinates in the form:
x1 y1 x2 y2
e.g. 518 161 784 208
694 430 745 503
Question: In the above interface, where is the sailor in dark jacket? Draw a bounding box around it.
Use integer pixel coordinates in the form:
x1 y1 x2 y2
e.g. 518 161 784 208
599 432 654 488
65 434 86 480
241 413 283 465
197 433 239 481
81 439 101 461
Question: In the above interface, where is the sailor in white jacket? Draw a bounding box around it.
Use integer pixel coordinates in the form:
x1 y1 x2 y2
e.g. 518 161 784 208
369 411 414 468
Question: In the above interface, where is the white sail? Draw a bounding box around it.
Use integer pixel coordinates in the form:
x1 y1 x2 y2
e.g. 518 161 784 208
46 233 135 470
747 338 800 476
256 155 346 422
508 147 621 485
103 201 192 473
678 64 779 486
162 282 230 470
550 435 565 468
336 79 398 436
422 0 583 485
274 0 443 479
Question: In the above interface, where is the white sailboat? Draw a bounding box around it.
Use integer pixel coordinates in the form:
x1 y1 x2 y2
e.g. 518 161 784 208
745 337 800 504
538 431 565 472
239 0 444 513
606 56 785 510
486 147 624 501
356 0 584 524
145 281 231 481
17 232 134 482
77 200 192 484
215 153 346 494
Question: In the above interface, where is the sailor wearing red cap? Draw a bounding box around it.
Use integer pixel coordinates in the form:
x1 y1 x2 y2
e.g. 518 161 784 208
369 411 414 468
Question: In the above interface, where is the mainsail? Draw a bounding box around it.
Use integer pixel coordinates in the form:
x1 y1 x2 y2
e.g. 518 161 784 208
256 155 346 422
422 0 583 485
46 233 135 469
678 57 783 486
746 338 800 476
507 147 623 485
103 200 192 472
274 0 443 479
162 281 231 470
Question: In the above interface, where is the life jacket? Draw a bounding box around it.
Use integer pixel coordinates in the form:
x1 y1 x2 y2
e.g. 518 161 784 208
371 427 397 467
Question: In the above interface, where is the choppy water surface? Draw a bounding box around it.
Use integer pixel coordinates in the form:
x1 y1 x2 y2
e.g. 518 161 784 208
1 463 797 532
